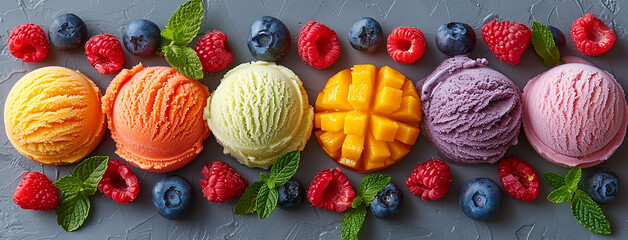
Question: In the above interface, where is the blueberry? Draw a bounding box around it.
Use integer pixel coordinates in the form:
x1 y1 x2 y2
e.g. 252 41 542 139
585 169 618 204
459 178 502 221
348 17 384 53
48 13 87 50
435 22 476 56
547 25 566 48
123 19 161 56
370 183 403 219
277 178 304 210
152 175 194 220
247 16 290 61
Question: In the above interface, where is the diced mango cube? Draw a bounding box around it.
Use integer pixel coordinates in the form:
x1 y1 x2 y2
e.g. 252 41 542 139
387 141 411 161
342 134 365 160
347 83 372 111
390 96 422 122
314 113 322 128
322 85 352 110
365 134 391 163
324 69 352 91
344 111 368 136
320 112 347 132
315 92 332 111
376 66 405 90
351 65 376 85
339 157 358 168
370 115 398 142
395 122 420 145
364 160 386 171
401 80 420 100
373 86 403 114
319 131 346 159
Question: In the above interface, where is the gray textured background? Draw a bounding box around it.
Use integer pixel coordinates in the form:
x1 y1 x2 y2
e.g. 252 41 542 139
0 0 627 239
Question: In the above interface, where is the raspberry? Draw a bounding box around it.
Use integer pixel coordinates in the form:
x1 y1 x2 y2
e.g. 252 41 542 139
98 160 140 204
85 34 125 74
8 23 49 62
193 30 234 73
297 21 341 69
481 20 531 65
200 161 248 203
498 157 539 201
307 168 355 212
571 13 616 56
406 159 451 201
386 26 426 64
13 172 59 210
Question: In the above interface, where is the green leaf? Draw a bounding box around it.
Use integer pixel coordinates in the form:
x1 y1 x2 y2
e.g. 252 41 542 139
260 172 274 189
341 206 367 240
571 189 611 234
163 45 203 80
56 191 90 232
161 27 173 40
72 156 109 196
543 172 566 189
54 176 84 193
356 174 391 206
565 167 582 193
270 151 300 186
531 20 564 67
167 0 204 46
235 181 264 215
351 196 364 209
547 185 573 203
255 184 278 219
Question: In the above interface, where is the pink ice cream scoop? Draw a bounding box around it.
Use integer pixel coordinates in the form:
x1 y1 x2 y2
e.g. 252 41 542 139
522 58 628 168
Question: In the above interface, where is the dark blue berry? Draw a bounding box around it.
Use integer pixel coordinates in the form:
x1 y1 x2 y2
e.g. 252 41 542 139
370 183 402 219
277 178 304 210
348 17 384 53
547 25 566 48
435 22 476 56
48 13 87 50
123 19 161 56
459 178 502 221
152 175 194 220
585 169 618 204
247 16 290 61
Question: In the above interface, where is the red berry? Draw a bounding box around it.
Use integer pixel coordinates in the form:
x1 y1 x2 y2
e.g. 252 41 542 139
193 30 234 73
481 20 531 65
386 26 426 64
571 13 616 56
13 172 59 210
406 159 451 201
307 168 355 212
85 34 125 74
297 21 341 69
8 23 49 62
98 160 140 204
200 161 248 203
498 157 539 201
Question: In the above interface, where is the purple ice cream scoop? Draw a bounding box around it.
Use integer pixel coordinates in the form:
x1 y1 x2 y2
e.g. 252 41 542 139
416 56 522 164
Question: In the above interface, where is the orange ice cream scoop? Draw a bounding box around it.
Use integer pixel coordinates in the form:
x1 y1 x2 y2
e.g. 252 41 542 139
4 66 106 165
102 64 210 172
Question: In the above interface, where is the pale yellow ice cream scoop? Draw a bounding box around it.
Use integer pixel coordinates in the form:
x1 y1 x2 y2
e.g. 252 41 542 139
4 66 106 165
204 61 313 169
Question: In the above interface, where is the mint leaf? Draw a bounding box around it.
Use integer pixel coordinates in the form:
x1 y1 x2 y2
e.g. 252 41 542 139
544 172 566 189
255 184 278 219
341 206 367 240
356 174 391 206
163 45 203 80
547 185 573 203
235 181 264 215
531 20 563 67
270 151 300 186
54 176 84 193
165 0 204 46
351 196 364 209
565 166 582 193
72 156 108 196
260 172 274 189
56 191 90 232
571 189 611 234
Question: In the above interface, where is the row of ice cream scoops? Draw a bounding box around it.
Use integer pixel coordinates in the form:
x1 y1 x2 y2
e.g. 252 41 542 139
4 56 628 174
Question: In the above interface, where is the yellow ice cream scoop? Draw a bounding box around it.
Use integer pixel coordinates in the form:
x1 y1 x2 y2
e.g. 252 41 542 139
204 61 313 169
4 66 106 165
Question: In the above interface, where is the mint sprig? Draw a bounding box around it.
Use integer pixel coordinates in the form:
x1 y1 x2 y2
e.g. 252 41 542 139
235 151 301 219
544 166 611 234
531 20 564 67
342 174 391 240
53 156 109 232
161 0 204 79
